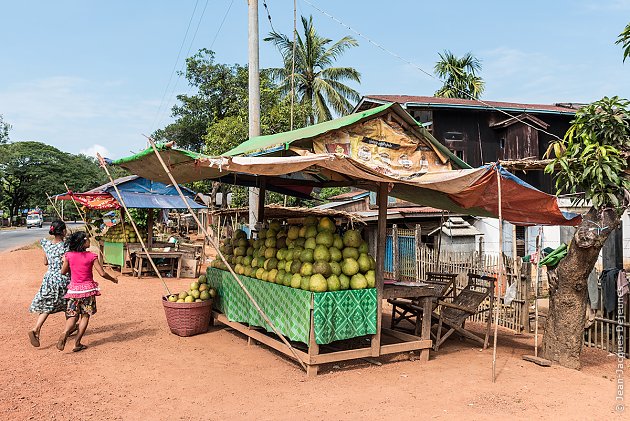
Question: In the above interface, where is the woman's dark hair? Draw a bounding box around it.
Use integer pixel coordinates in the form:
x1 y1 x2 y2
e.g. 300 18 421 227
49 220 66 237
67 231 88 252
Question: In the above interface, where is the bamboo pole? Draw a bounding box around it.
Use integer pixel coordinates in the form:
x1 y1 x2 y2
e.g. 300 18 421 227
46 193 63 220
63 183 105 260
96 154 172 296
492 165 504 382
533 226 543 357
143 137 307 371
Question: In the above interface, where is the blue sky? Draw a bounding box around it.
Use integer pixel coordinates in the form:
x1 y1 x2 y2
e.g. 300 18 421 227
1 0 630 159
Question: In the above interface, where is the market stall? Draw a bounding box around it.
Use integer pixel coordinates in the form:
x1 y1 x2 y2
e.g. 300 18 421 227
111 103 581 375
56 175 205 277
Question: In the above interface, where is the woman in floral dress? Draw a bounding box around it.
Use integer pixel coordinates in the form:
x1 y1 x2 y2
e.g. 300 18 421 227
28 220 70 347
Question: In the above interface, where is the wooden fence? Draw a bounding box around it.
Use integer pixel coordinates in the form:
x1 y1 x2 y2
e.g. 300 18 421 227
385 225 530 334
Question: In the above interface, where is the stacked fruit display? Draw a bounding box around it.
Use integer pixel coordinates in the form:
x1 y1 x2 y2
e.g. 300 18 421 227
210 216 376 292
167 274 216 303
103 223 148 243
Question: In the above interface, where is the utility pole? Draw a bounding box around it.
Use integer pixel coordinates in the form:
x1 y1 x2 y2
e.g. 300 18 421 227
248 0 261 233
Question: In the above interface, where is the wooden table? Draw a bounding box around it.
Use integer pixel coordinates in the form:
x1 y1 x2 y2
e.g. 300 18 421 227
132 251 184 278
383 283 437 361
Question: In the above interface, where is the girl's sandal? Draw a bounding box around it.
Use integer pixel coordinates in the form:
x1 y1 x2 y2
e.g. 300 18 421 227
72 344 88 352
56 333 68 351
28 331 40 348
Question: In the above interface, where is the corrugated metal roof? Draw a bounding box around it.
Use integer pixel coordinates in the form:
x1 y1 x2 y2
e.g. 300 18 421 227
360 95 579 115
327 189 369 201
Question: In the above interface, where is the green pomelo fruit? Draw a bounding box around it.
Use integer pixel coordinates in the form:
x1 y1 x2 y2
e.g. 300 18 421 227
253 239 263 249
304 237 317 250
300 262 313 276
290 273 302 288
315 231 334 247
246 246 254 256
287 226 300 240
191 289 201 299
300 249 314 263
369 256 376 270
199 283 208 292
235 256 243 265
341 258 360 276
268 269 279 283
283 272 293 286
266 228 278 239
309 274 328 292
235 246 247 257
257 257 266 268
264 257 278 270
358 242 369 254
358 254 372 273
317 217 335 233
269 220 281 231
184 295 195 303
243 256 253 266
200 291 210 300
327 275 341 292
295 237 306 247
290 260 302 274
190 281 200 291
168 295 177 302
265 237 277 248
365 270 375 288
235 229 247 239
261 270 269 281
238 238 249 248
313 261 332 277
198 274 207 283
176 298 185 303
264 248 277 259
255 268 265 279
298 226 307 238
343 230 363 248
300 275 311 290
276 248 287 260
285 260 293 272
305 225 318 239
313 244 331 262
350 273 368 290
342 247 359 260
329 247 342 262
329 261 342 276
333 234 344 250
276 237 287 250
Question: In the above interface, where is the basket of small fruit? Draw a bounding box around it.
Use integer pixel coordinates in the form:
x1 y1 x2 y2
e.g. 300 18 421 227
163 274 216 337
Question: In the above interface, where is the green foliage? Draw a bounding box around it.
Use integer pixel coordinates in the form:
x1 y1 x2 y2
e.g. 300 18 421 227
0 115 10 145
544 96 630 209
434 50 485 99
318 187 350 201
616 23 630 62
265 15 361 124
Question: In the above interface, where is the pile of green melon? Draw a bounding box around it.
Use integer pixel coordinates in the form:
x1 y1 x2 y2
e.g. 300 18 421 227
103 223 148 243
210 216 375 292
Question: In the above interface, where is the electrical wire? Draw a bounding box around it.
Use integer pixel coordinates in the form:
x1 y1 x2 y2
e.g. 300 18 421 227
301 0 564 142
262 0 276 33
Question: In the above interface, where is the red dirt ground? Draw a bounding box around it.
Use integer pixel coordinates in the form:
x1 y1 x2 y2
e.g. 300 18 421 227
0 247 625 420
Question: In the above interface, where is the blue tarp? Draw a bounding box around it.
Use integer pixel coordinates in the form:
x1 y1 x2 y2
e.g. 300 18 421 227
91 175 204 210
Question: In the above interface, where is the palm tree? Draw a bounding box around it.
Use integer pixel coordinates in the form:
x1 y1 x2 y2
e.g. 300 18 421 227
616 23 630 62
265 15 361 125
434 50 485 100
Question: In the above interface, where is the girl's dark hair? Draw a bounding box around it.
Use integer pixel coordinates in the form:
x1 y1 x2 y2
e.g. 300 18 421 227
49 220 66 236
67 231 88 252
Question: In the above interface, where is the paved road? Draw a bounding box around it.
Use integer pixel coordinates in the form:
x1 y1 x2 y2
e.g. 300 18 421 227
0 223 84 253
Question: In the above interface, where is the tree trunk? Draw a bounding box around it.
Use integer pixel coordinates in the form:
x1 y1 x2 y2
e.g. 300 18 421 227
541 207 620 368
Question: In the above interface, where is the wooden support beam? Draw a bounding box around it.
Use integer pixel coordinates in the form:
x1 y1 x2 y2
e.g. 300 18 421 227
257 177 266 227
371 182 388 357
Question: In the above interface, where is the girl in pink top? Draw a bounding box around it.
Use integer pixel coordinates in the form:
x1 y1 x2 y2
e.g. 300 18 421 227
57 231 118 352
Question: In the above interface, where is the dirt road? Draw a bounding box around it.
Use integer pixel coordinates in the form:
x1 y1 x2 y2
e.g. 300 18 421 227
0 247 623 420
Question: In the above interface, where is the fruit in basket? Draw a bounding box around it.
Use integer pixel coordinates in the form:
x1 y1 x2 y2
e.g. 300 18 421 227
191 289 201 299
327 275 341 292
208 288 217 298
184 295 195 303
167 295 178 302
178 291 188 300
199 283 208 292
350 273 368 290
190 281 200 291
313 261 332 277
309 274 327 292
313 245 330 262
342 258 360 276
198 274 207 283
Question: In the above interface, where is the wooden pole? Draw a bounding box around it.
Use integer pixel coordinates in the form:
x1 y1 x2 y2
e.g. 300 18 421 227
534 226 543 357
46 193 63 220
371 182 388 357
96 154 172 295
63 183 104 260
144 137 307 371
492 165 504 382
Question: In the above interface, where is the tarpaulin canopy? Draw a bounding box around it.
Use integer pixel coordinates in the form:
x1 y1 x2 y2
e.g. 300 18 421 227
56 175 205 210
112 148 581 226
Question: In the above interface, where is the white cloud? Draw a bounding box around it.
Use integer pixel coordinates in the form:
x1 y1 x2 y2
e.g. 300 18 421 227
79 144 110 159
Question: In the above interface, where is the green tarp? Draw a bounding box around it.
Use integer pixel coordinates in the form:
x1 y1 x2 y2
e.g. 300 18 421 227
206 268 377 345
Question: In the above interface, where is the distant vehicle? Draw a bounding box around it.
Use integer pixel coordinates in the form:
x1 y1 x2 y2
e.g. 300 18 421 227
26 213 43 229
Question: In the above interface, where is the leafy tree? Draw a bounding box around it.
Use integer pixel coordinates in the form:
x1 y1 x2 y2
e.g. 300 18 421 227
434 50 485 99
541 96 630 368
0 115 10 144
616 23 630 62
265 15 361 125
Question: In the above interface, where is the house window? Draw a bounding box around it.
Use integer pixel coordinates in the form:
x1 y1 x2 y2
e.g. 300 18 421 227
413 110 432 124
516 226 526 257
455 150 465 161
499 137 505 149
444 131 464 141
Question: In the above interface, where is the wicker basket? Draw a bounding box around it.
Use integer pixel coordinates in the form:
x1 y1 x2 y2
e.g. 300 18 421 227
162 296 213 337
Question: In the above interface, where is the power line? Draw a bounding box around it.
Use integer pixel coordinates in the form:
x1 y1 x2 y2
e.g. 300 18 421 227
262 0 276 33
301 0 564 142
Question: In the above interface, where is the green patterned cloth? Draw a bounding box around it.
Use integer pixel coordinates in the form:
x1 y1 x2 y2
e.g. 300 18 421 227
206 268 377 345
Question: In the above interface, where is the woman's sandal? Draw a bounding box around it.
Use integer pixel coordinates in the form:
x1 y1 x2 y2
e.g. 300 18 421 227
28 331 40 348
56 333 68 351
72 344 88 352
